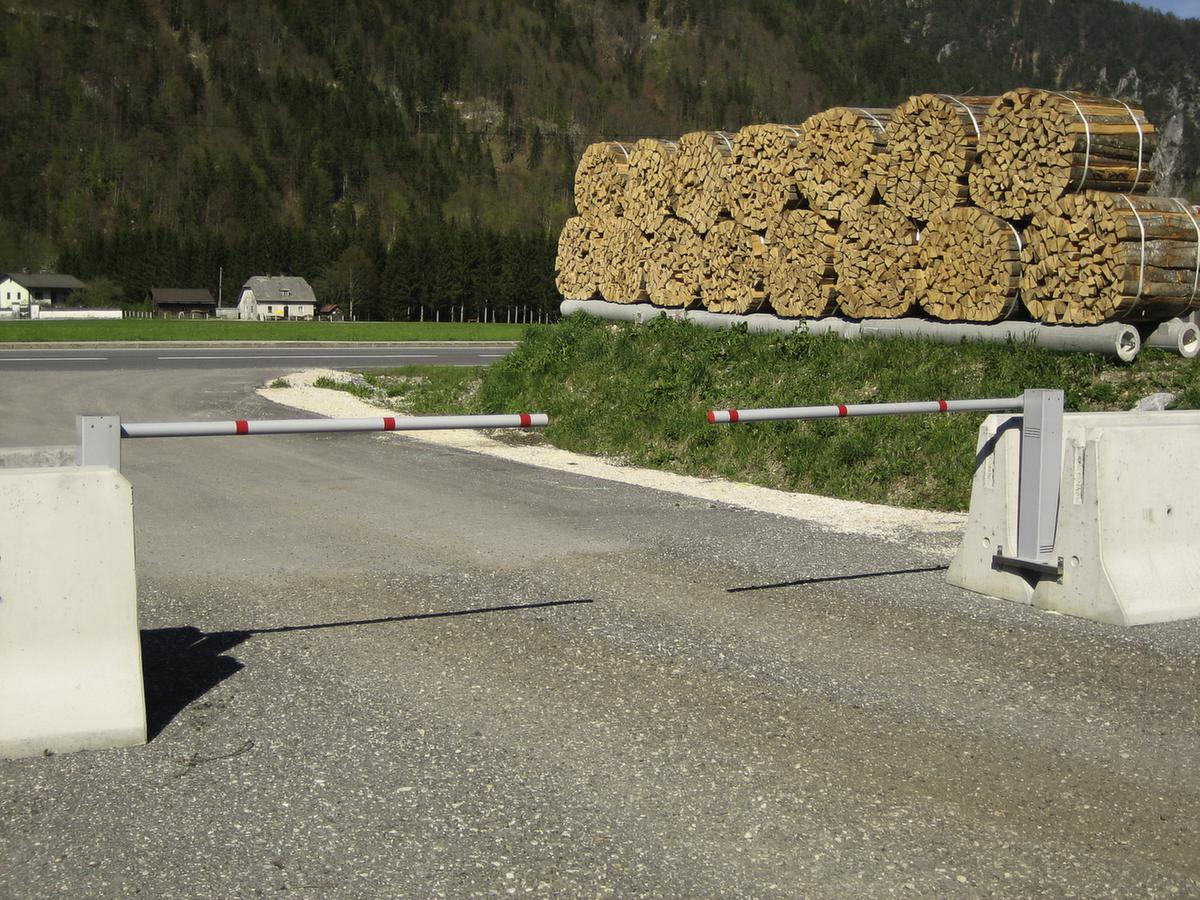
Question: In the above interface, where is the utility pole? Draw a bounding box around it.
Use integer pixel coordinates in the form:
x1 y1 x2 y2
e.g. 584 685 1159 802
218 266 223 309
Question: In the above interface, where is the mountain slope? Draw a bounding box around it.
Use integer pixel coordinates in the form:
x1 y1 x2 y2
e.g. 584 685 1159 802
0 0 1196 317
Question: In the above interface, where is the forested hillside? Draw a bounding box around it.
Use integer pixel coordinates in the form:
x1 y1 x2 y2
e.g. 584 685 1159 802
1 0 1197 319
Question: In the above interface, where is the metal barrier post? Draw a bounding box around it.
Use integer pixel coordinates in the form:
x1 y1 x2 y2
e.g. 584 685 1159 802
994 388 1064 579
117 413 547 438
74 412 548 474
78 415 121 470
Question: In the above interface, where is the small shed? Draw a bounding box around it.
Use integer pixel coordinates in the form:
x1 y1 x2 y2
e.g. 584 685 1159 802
151 288 217 317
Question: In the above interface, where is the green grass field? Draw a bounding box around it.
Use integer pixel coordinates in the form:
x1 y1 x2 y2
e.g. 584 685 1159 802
0 319 534 343
325 314 1199 512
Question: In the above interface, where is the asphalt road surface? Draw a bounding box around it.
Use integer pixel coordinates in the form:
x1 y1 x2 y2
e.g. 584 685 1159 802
0 342 514 372
2 368 1198 898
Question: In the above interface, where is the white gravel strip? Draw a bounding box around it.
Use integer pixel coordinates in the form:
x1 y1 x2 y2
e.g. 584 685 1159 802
258 369 967 548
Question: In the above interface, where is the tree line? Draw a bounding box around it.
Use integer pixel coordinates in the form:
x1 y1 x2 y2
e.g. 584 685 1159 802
60 213 559 321
2 0 1195 307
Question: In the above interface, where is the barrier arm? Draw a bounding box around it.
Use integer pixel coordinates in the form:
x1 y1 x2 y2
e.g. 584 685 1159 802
79 412 549 473
707 389 1065 580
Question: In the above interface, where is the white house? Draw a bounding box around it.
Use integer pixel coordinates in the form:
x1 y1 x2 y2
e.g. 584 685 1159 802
236 276 317 321
0 273 86 313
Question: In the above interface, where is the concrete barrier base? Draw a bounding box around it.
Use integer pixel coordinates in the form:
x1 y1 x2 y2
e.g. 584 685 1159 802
948 411 1200 626
0 466 146 757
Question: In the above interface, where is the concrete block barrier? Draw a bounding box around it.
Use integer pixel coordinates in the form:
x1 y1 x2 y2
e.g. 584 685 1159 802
0 466 145 757
948 411 1200 625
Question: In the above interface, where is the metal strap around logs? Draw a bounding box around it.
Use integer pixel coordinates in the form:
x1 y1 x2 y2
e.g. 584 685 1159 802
707 389 1066 580
78 412 548 472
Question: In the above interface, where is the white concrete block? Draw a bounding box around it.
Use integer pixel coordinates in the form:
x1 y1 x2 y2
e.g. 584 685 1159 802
948 411 1200 626
0 466 145 757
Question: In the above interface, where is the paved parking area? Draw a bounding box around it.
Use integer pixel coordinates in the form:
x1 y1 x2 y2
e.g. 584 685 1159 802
2 370 1198 897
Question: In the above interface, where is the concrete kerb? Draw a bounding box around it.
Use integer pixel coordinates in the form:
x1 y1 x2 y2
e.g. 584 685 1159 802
0 340 521 350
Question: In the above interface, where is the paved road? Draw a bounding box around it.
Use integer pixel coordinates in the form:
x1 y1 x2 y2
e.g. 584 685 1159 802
0 342 514 371
2 369 1198 897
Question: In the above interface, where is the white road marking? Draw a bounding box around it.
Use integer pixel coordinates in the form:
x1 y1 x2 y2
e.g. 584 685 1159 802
157 354 440 360
0 356 109 361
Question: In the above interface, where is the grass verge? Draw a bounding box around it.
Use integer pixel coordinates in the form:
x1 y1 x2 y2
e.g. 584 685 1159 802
475 314 1199 511
326 314 1197 512
314 366 483 415
0 319 532 343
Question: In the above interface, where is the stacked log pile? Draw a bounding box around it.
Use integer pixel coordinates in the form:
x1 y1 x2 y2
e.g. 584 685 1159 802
573 141 634 221
625 138 679 234
727 124 806 231
556 86 1196 331
645 217 704 308
796 107 891 221
701 221 770 314
554 216 604 301
878 94 994 221
834 205 919 319
764 210 838 318
674 131 736 234
597 217 649 304
1021 192 1200 325
970 89 1157 220
913 208 1023 322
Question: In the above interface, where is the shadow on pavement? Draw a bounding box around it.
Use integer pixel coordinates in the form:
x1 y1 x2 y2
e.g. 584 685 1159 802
141 626 250 740
727 565 949 593
141 598 594 739
242 597 595 636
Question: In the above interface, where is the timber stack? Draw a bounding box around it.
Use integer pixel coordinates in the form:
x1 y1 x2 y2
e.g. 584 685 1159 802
796 107 891 221
913 208 1024 322
1021 192 1200 325
625 138 679 234
573 141 634 222
597 217 649 304
764 209 838 318
555 216 603 301
834 205 919 319
701 220 770 314
556 85 1197 335
878 94 994 221
970 89 1157 220
727 124 807 231
674 131 737 234
645 217 704 308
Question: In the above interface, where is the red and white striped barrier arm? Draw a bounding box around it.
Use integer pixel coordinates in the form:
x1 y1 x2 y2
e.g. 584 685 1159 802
707 397 1022 424
121 413 548 439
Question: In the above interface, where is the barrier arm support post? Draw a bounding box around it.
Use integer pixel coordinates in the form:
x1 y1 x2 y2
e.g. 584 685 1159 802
993 388 1065 580
78 415 121 469
707 388 1066 581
